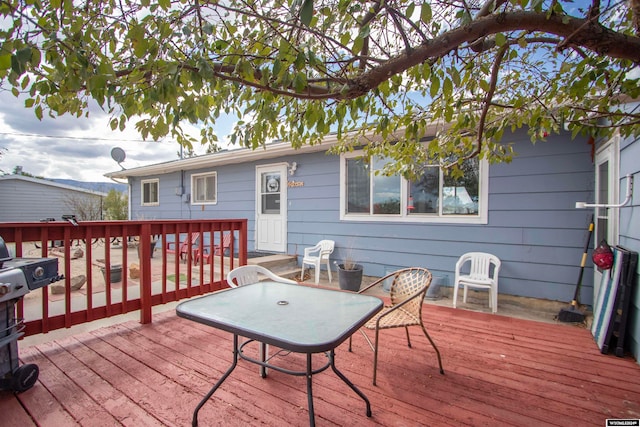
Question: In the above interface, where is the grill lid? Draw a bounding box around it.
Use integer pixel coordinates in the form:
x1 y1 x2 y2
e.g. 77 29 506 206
0 236 11 269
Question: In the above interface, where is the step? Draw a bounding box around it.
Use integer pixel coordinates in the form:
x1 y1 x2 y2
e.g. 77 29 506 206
247 254 298 272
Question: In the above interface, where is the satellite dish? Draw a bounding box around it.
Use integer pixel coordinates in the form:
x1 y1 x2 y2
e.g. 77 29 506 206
110 147 126 169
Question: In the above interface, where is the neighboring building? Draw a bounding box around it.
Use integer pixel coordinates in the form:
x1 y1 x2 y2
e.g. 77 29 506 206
0 175 107 222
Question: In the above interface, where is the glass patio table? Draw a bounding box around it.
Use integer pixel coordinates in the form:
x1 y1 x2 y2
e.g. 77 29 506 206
176 281 383 427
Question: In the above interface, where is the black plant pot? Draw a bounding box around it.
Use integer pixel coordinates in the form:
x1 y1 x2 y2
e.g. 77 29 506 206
101 265 123 284
337 264 363 292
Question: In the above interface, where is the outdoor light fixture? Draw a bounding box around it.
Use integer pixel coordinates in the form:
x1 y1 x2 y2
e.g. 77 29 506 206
575 174 634 209
288 162 298 176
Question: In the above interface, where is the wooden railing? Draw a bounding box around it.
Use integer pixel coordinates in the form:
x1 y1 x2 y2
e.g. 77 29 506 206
0 219 248 337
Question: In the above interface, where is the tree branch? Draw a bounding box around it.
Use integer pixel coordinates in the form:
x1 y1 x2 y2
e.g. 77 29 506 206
458 43 509 165
351 11 640 99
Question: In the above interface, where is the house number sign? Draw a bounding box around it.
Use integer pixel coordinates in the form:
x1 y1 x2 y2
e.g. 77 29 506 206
288 181 304 188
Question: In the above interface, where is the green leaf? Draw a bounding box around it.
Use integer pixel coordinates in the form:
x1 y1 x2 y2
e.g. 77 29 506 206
300 0 313 27
420 3 432 22
11 55 25 75
406 2 415 19
352 36 364 54
24 98 34 108
202 24 214 35
450 67 460 86
430 75 440 98
294 51 306 71
0 54 11 70
340 32 350 46
443 77 452 97
359 24 371 39
15 47 32 63
272 58 282 76
293 72 307 92
88 75 107 91
133 40 148 58
495 33 506 47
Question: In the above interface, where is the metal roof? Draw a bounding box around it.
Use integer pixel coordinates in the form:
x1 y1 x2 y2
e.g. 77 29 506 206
0 175 109 196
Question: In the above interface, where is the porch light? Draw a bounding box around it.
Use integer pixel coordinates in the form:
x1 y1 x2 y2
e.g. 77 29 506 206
288 162 298 176
575 174 634 209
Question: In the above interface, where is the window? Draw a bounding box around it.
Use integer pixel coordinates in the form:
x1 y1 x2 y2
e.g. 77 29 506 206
341 151 487 223
141 179 159 206
192 172 217 204
260 172 281 214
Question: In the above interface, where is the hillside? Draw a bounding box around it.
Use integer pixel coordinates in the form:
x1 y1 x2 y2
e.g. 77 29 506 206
52 179 127 193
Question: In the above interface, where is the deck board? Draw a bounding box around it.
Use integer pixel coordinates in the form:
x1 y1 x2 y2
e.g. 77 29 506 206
3 304 640 426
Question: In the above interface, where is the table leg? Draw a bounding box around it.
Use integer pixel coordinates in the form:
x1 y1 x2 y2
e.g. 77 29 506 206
330 349 372 417
192 334 239 427
306 353 316 427
260 342 267 378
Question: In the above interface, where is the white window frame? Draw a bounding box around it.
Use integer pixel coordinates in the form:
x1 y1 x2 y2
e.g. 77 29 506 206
141 179 159 206
191 171 218 205
339 151 488 224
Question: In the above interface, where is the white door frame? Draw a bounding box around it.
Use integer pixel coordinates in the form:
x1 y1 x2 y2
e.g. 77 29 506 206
593 134 620 300
255 163 288 253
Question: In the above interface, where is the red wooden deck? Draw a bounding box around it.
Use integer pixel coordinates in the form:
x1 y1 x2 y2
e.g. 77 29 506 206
2 304 639 426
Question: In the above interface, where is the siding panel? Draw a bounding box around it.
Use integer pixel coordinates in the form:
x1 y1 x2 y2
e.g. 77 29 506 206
617 108 640 364
0 178 104 222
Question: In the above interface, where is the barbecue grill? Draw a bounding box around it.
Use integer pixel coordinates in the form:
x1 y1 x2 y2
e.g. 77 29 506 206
0 236 62 392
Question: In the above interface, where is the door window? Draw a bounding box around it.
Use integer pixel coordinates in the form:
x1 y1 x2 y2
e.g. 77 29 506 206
261 172 281 214
595 160 609 253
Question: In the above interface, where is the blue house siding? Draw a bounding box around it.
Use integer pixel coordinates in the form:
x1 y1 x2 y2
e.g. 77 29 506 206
286 130 594 305
124 129 595 305
618 100 640 363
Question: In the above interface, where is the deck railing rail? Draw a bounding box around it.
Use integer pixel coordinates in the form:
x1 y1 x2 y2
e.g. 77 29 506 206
0 219 248 336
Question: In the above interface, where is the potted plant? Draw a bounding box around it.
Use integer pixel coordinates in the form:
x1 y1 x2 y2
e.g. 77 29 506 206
336 246 363 291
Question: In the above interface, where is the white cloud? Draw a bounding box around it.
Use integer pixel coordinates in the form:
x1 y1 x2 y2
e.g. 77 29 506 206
0 92 234 182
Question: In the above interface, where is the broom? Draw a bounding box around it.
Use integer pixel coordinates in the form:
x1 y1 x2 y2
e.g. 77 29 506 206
558 214 594 323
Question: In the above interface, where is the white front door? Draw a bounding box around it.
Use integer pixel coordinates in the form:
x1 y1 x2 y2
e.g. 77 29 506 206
593 136 620 301
255 164 287 252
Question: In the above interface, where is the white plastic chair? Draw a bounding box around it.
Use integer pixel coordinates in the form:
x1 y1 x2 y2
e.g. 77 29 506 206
226 265 297 287
453 252 501 314
300 240 335 284
225 265 296 377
